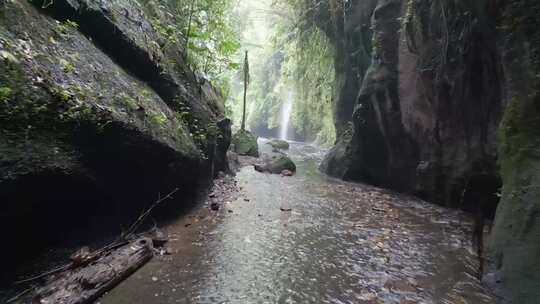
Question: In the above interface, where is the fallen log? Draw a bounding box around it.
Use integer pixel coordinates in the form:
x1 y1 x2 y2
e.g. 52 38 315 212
31 237 154 304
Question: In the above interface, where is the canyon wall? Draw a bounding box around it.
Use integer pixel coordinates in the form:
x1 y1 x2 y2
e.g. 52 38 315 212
321 0 539 301
488 1 540 302
0 0 230 279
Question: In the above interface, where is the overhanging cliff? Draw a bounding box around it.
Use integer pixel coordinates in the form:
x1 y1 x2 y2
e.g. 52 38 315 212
0 0 230 282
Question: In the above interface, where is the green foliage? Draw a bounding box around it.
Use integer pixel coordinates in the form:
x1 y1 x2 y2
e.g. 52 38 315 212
283 23 336 146
144 0 241 79
230 0 336 145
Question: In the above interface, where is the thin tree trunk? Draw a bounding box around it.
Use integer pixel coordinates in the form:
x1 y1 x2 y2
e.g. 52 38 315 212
241 51 249 131
185 0 196 60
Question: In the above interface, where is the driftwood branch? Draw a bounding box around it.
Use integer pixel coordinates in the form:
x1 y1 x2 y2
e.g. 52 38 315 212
32 238 154 304
12 187 179 303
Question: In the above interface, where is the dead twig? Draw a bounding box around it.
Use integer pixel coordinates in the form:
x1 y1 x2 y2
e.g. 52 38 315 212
6 287 33 303
121 188 179 239
14 264 70 285
14 188 179 286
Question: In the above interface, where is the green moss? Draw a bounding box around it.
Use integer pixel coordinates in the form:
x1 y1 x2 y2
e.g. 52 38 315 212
266 154 296 174
116 92 139 111
140 89 153 99
0 50 20 64
59 58 76 74
489 3 540 301
0 86 12 102
54 19 79 39
148 112 168 128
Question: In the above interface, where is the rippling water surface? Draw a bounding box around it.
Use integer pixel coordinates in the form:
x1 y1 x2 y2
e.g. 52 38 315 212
102 140 496 304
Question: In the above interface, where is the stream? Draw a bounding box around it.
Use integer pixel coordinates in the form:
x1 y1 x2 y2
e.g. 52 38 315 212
101 139 496 304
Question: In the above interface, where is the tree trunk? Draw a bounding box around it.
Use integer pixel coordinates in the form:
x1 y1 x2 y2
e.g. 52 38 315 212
31 238 154 304
184 0 196 60
241 50 249 131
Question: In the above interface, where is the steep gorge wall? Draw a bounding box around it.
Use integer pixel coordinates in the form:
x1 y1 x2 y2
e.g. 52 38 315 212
324 0 502 207
312 0 378 136
488 1 540 302
0 0 230 281
321 0 539 301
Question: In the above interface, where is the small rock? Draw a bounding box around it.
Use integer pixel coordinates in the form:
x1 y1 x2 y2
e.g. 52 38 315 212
149 228 168 248
281 169 294 176
227 209 234 213
254 164 266 173
151 276 158 282
210 202 220 211
244 198 250 202
280 207 292 212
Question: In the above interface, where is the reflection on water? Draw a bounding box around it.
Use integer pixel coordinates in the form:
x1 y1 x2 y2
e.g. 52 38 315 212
102 141 496 304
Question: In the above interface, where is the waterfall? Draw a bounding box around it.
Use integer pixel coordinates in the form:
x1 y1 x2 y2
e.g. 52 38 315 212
279 92 293 140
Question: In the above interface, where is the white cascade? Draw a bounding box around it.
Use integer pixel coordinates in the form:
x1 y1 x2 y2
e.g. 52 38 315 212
279 92 293 140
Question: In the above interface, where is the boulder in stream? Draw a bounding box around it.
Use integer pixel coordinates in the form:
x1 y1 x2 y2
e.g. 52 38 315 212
266 155 296 174
268 139 289 150
254 153 296 175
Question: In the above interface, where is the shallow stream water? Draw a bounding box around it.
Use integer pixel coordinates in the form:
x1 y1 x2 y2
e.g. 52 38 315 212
101 140 496 304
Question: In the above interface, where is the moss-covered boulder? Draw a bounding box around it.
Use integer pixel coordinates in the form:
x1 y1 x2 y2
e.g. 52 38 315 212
232 130 259 157
268 139 290 150
320 123 353 178
265 154 296 174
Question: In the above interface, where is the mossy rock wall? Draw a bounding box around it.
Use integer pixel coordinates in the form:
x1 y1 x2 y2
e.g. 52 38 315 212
488 1 540 302
0 0 230 282
322 0 503 208
319 0 538 301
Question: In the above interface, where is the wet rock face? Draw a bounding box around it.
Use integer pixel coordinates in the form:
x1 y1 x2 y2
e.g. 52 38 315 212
488 1 540 302
321 0 539 301
320 0 379 135
323 0 502 207
0 0 229 272
319 123 353 178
